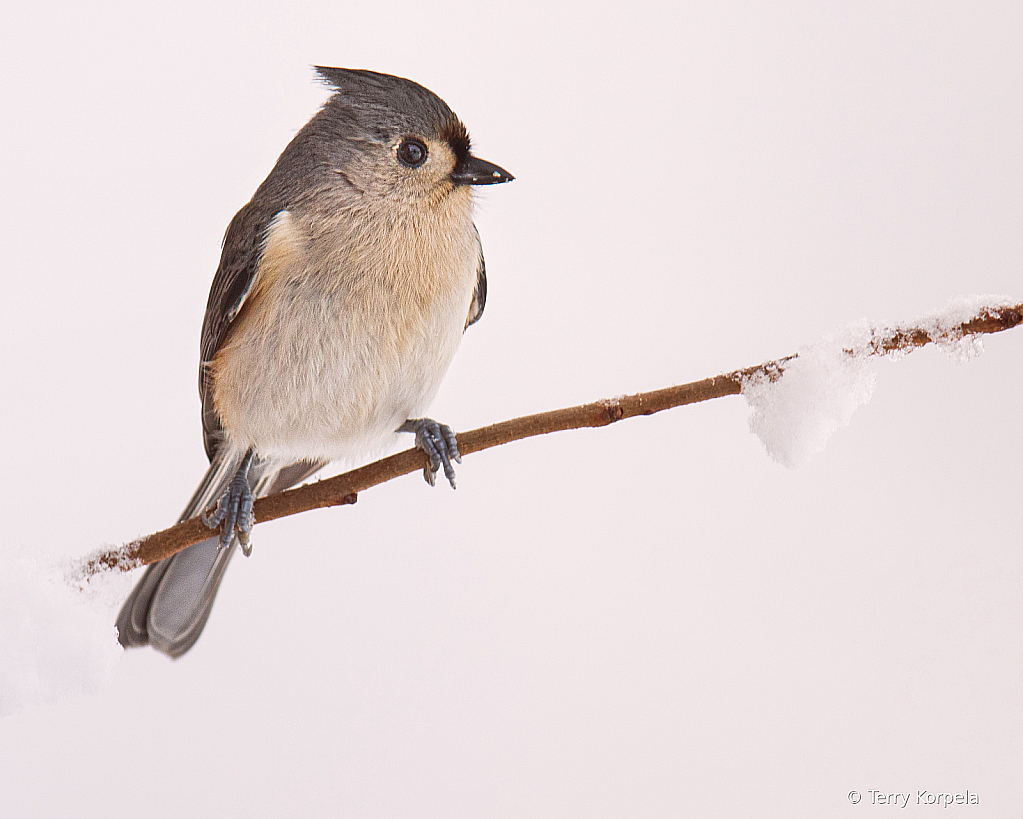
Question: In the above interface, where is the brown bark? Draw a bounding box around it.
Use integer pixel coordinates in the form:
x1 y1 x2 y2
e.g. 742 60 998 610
75 301 1022 578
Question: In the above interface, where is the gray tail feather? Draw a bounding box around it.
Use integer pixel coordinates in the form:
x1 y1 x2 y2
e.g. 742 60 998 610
115 452 326 658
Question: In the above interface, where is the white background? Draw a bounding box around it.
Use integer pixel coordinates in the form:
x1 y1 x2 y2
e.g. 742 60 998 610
1 1 1021 816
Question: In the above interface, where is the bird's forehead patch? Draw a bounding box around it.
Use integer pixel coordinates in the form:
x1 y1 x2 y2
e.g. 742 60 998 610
439 117 471 163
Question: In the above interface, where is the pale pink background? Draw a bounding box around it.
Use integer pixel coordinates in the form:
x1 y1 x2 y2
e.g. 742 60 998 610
1 1 1021 815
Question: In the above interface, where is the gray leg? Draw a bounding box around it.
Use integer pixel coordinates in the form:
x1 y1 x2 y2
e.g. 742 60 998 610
398 418 461 489
202 449 256 554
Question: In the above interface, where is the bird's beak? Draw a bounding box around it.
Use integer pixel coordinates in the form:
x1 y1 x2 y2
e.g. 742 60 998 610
451 155 514 186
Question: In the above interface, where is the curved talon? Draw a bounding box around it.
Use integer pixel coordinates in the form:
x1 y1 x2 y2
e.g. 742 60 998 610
202 501 227 529
237 493 254 556
441 426 462 465
399 418 460 489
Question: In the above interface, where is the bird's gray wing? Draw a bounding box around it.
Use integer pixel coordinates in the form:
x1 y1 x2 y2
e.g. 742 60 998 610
199 200 282 459
465 226 487 329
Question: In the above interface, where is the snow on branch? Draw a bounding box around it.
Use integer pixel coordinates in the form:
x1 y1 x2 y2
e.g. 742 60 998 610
742 296 1021 467
75 297 1022 579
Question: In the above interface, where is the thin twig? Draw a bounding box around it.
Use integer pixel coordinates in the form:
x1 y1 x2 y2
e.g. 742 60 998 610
77 301 1022 577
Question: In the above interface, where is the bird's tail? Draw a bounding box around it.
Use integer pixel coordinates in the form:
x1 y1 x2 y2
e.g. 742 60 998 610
115 452 325 658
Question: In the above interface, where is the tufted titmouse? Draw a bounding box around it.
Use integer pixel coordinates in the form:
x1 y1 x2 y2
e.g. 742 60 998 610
115 67 513 658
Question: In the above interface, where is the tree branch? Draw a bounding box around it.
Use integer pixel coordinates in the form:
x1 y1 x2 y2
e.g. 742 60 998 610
77 300 1022 578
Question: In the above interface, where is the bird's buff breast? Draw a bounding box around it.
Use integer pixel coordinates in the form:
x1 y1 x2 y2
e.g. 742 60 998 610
208 209 478 462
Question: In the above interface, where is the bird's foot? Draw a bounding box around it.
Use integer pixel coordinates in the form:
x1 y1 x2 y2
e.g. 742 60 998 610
398 418 461 488
202 450 256 554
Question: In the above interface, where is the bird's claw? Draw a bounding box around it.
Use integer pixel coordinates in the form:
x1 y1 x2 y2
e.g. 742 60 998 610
202 453 255 553
399 418 461 489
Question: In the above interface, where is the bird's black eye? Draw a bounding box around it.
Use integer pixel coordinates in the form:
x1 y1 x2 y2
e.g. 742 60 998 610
397 138 429 169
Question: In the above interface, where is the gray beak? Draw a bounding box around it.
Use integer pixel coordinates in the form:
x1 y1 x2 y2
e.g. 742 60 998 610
451 155 514 186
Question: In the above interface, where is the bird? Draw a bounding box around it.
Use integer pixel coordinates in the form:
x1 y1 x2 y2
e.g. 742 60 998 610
115 67 513 658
